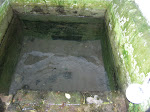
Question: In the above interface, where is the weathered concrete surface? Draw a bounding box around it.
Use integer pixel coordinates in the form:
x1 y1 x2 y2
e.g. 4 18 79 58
9 39 109 94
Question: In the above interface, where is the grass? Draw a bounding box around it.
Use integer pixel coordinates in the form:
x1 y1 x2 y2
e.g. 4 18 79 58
10 0 110 9
0 0 9 28
128 103 143 112
0 0 11 43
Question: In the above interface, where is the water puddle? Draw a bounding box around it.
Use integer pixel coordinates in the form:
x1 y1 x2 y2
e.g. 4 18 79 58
10 39 109 94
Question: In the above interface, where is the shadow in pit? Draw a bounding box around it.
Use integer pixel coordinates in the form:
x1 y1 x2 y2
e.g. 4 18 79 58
0 15 23 94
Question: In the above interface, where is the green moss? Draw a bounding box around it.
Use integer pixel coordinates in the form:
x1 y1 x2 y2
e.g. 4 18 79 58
10 0 110 10
106 0 150 91
0 0 11 42
128 103 144 112
105 0 150 110
0 0 9 22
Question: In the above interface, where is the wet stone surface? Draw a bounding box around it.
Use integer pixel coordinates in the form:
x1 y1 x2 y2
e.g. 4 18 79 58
9 39 109 94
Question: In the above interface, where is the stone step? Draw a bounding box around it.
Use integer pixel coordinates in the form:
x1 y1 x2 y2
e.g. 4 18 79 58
1 90 127 112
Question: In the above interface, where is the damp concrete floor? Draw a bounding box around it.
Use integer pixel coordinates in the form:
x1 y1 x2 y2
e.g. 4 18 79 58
9 38 109 94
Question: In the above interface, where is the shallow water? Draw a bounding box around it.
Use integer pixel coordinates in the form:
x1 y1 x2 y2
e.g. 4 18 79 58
9 39 109 94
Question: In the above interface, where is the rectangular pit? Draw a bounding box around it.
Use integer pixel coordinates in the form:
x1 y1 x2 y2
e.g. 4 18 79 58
0 6 116 94
0 1 134 111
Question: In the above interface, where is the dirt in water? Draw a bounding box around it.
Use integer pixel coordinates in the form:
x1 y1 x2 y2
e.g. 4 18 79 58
9 38 109 94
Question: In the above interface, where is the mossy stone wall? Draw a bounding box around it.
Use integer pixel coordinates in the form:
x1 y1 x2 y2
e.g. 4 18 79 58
106 0 150 92
106 0 150 110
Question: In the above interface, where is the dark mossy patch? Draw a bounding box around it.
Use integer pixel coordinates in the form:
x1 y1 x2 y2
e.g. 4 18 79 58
31 6 44 13
51 35 82 41
22 18 103 41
